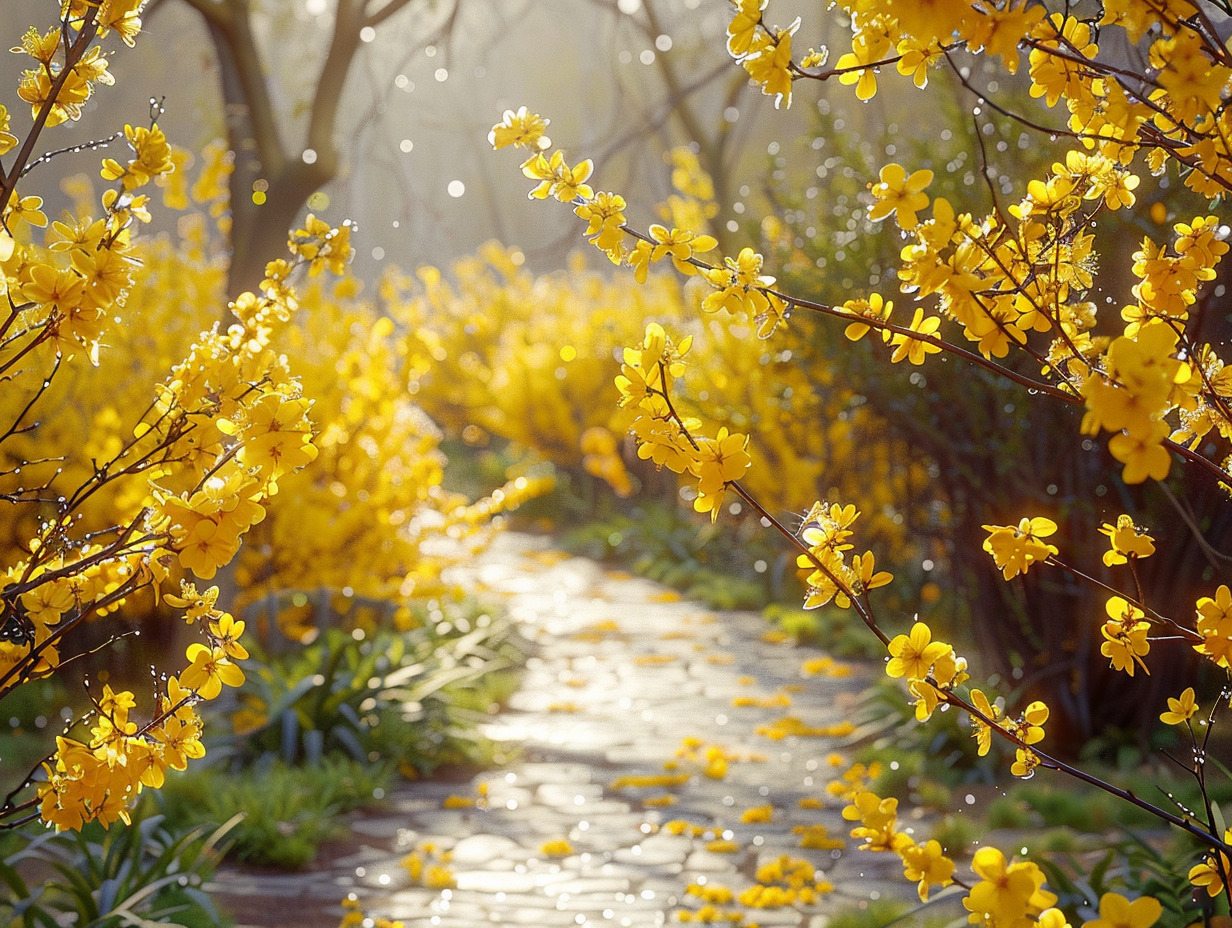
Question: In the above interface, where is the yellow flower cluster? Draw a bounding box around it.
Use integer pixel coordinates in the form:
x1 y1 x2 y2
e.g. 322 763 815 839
1099 514 1155 567
699 248 788 339
675 905 750 924
101 124 175 192
674 842 834 919
981 517 1059 580
1194 584 1232 670
488 131 926 551
0 4 352 831
1160 686 1198 727
841 787 955 901
14 21 119 129
1100 596 1152 677
399 842 455 889
799 655 851 677
738 804 773 824
796 502 891 611
783 0 1232 201
338 894 403 928
490 111 791 343
964 846 1057 928
610 772 692 790
824 760 882 802
1189 829 1232 899
738 854 832 907
539 838 575 857
718 3 1232 487
754 716 854 740
663 819 709 838
841 777 1165 928
982 515 1232 712
94 223 549 640
390 248 648 502
793 823 844 851
36 578 252 830
617 322 753 522
726 0 798 108
686 882 734 905
670 736 762 781
879 613 1056 778
731 692 790 708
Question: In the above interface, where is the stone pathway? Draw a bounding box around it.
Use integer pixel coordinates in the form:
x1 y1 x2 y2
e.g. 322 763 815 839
208 532 907 928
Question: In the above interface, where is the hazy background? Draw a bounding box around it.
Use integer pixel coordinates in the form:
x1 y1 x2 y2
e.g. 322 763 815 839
2 0 878 279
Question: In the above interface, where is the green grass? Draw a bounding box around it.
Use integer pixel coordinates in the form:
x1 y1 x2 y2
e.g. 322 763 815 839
985 796 1033 830
763 602 885 659
929 812 979 857
826 899 912 928
155 756 394 869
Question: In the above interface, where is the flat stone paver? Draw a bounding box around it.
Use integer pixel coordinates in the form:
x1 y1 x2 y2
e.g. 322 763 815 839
208 532 908 927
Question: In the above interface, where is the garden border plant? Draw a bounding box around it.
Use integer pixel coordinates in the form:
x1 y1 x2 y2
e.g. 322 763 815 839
0 1 345 833
482 1 1232 925
0 0 542 840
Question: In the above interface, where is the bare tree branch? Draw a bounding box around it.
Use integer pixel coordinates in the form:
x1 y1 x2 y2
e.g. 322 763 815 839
147 0 235 27
364 0 426 29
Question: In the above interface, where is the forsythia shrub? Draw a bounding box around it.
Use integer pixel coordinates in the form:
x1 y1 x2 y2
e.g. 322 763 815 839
0 2 537 834
391 245 928 553
37 129 550 637
113 230 548 631
0 3 333 831
487 0 1232 923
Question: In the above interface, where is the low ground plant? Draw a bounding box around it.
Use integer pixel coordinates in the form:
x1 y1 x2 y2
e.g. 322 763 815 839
155 756 392 870
150 598 525 868
214 601 525 775
562 501 778 610
0 803 230 927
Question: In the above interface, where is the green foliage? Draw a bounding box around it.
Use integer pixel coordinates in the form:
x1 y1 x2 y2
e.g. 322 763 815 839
0 677 70 777
992 768 1230 836
155 756 391 870
856 678 996 786
929 813 979 858
1014 784 1119 834
214 601 525 775
1034 831 1202 928
0 806 230 928
985 796 1034 830
824 898 912 928
563 502 782 610
0 677 69 733
764 603 885 659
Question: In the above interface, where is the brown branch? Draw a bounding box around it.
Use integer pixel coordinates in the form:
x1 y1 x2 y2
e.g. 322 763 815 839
365 0 426 28
945 685 1232 856
152 0 234 28
0 9 101 203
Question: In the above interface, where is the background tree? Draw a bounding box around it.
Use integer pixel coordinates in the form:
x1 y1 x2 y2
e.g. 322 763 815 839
0 1 336 829
144 0 462 295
